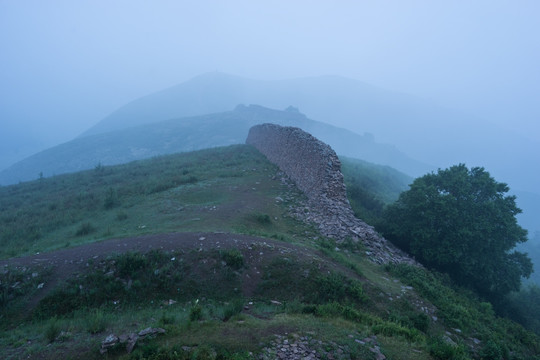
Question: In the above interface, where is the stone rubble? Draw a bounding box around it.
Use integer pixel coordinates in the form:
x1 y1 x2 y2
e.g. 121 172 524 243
100 327 166 354
258 334 386 360
247 123 416 265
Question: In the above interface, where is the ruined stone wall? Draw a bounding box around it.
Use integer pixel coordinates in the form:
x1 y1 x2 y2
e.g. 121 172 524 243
246 123 415 265
246 123 349 206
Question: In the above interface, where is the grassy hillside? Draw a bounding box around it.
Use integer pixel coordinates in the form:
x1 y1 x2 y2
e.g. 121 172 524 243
341 156 412 225
1 145 539 359
0 145 313 260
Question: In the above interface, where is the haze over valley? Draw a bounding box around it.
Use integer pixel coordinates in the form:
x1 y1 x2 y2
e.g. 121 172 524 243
2 2 540 358
2 0 539 283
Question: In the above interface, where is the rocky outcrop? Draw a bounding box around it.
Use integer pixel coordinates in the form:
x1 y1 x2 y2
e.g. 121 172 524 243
259 334 387 360
246 123 415 265
100 327 166 354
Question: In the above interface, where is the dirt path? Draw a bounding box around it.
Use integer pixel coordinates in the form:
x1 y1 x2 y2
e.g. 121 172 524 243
1 232 329 308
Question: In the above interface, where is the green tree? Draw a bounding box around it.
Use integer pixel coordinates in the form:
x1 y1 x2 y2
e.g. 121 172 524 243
380 164 532 298
504 284 540 334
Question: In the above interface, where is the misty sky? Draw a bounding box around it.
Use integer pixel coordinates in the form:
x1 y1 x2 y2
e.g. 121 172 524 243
1 0 539 170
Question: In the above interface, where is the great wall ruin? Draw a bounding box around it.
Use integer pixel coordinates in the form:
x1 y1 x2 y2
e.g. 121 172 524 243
246 123 415 265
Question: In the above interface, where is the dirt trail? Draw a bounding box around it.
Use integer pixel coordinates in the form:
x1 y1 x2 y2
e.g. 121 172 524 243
1 232 329 308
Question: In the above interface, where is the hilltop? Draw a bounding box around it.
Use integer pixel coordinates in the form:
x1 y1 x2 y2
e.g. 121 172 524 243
3 72 538 240
75 72 539 196
1 127 539 359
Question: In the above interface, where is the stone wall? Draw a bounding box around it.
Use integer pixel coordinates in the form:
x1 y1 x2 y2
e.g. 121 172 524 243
246 123 349 206
246 123 415 265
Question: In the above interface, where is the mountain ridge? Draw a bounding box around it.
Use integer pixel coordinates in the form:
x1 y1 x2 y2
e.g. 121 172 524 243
0 105 431 186
76 72 540 196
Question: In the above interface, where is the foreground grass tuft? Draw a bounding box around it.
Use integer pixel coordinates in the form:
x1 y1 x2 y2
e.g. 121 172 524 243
86 309 109 334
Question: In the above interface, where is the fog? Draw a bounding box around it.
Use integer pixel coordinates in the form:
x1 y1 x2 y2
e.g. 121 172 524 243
1 0 539 172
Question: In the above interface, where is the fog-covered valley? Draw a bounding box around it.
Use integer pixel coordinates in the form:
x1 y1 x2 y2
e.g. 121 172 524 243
2 2 540 358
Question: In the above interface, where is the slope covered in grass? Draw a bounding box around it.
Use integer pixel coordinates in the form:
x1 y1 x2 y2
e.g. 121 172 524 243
341 156 412 225
0 145 313 260
1 145 539 359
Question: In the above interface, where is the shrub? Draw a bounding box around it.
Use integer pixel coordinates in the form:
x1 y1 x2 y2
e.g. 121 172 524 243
479 340 507 360
159 312 176 326
221 249 244 270
314 302 343 317
410 313 430 333
184 175 198 184
189 303 203 322
222 299 244 321
94 162 105 173
44 317 60 343
75 222 96 237
116 252 148 277
86 309 108 334
103 187 119 209
34 273 123 318
34 249 243 318
309 273 366 304
0 266 47 312
428 337 468 360
308 302 380 326
116 211 128 221
372 322 422 342
254 213 271 225
191 344 217 360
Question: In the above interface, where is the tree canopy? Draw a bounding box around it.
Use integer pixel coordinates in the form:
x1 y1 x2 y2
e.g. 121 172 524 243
380 164 532 298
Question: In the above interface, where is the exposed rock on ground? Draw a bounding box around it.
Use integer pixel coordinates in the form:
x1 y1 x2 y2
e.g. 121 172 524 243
259 334 386 360
100 327 166 354
247 124 415 265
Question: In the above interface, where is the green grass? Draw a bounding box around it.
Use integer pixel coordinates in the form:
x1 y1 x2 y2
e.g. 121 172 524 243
3 237 540 359
85 310 109 334
340 156 412 204
2 145 540 359
44 317 61 343
1 265 51 323
32 249 245 320
341 156 412 225
386 263 540 359
0 145 311 259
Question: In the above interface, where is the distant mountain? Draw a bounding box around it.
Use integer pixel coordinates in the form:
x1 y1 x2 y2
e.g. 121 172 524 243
79 72 540 244
3 72 538 243
0 105 430 185
79 72 540 195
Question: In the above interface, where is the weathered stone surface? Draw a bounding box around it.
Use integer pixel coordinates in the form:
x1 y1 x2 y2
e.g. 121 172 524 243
126 333 139 354
100 327 166 354
258 334 386 359
246 124 416 265
138 327 165 337
100 334 119 354
247 123 348 205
